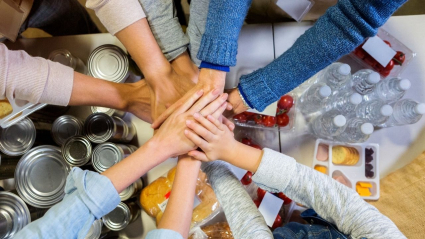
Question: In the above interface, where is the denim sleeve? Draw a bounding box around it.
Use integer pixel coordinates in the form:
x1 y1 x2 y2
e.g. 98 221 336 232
146 229 184 239
252 149 406 239
196 0 252 66
14 168 120 239
238 0 407 111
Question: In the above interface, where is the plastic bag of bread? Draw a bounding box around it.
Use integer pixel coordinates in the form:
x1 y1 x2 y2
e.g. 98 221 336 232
189 222 233 239
0 99 13 119
140 166 221 228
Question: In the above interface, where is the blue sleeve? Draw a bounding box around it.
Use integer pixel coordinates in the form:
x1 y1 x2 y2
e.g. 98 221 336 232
238 0 407 111
196 0 253 66
15 168 120 239
146 229 184 239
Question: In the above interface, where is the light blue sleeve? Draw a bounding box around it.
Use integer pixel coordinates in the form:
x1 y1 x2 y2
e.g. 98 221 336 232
146 229 184 239
15 168 121 239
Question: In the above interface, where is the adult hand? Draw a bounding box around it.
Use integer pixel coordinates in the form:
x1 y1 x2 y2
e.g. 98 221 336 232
151 68 227 129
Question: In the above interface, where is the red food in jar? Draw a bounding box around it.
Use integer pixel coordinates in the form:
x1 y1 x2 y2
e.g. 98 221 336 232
364 55 378 68
251 144 262 150
242 138 253 146
393 51 405 65
253 199 262 208
241 171 253 185
257 188 267 201
254 114 263 125
233 113 247 123
272 215 282 230
276 113 289 127
277 95 294 111
262 116 276 128
383 40 392 47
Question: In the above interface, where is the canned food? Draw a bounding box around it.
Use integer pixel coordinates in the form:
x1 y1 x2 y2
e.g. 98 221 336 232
84 219 103 239
62 136 92 167
102 201 140 231
119 178 143 201
91 143 132 173
27 205 48 222
0 156 20 180
90 106 126 118
52 115 84 146
88 45 129 83
85 113 135 143
127 145 138 153
29 105 70 124
0 191 31 239
49 49 88 75
0 118 35 156
15 146 71 208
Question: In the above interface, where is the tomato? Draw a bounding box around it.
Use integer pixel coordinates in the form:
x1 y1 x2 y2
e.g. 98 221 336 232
354 46 366 59
276 113 289 127
272 215 282 230
277 192 293 205
381 69 391 77
393 51 405 65
253 199 262 208
262 116 276 128
383 40 392 47
251 144 262 150
241 171 253 185
383 59 395 72
364 55 378 68
278 95 294 111
257 188 267 200
241 138 253 146
244 112 256 117
253 114 263 125
233 113 247 123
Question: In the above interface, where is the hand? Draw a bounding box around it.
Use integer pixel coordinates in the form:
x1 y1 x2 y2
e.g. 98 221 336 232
184 113 238 162
224 88 249 118
149 89 229 159
121 80 153 123
151 68 227 129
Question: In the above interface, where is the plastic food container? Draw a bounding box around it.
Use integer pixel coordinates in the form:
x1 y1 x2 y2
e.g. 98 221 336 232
312 139 380 200
350 28 415 78
233 93 296 132
0 97 46 129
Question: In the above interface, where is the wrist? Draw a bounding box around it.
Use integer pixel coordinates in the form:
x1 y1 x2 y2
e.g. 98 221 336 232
221 140 243 164
144 137 173 160
199 61 230 72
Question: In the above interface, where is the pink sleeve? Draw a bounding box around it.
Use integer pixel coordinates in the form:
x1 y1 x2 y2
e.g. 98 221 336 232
86 0 146 35
0 43 74 106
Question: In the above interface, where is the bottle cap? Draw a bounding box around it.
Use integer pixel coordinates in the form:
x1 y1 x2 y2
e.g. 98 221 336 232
338 64 351 76
350 93 362 105
399 79 411 90
319 85 332 97
366 72 380 84
380 105 393 116
415 103 425 115
333 115 346 127
361 123 374 135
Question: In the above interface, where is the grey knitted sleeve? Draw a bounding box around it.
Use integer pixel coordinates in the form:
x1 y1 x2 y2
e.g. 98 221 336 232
137 0 189 61
202 161 273 239
253 148 406 239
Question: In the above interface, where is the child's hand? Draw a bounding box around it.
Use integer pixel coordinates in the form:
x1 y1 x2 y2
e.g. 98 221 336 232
184 113 238 162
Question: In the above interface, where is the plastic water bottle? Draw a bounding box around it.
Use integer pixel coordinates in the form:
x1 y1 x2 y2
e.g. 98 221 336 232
379 99 425 127
335 119 374 143
319 63 351 90
356 100 393 126
299 83 332 115
323 91 362 115
350 69 380 95
311 110 347 139
364 78 411 103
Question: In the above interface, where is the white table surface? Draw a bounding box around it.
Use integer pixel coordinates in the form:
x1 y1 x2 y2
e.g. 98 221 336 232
275 15 425 178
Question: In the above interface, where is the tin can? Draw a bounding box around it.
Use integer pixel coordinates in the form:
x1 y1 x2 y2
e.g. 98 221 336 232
49 49 88 75
85 113 135 144
62 136 92 167
27 205 48 222
15 146 71 208
52 115 84 146
88 45 129 83
84 219 103 239
91 143 132 173
119 178 143 201
90 106 126 118
28 105 70 124
102 201 140 231
0 118 36 156
0 191 31 239
127 145 138 153
0 155 20 180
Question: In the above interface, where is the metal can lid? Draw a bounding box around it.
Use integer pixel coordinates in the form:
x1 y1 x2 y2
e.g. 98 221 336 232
102 202 130 231
85 113 115 143
119 184 135 202
88 45 129 83
84 219 103 239
90 106 116 116
0 118 36 156
127 145 138 154
0 192 31 239
62 136 92 167
52 115 84 146
15 146 71 208
48 49 76 69
92 143 123 173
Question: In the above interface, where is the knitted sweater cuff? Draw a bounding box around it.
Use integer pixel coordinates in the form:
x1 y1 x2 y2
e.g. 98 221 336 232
199 61 230 72
239 70 279 111
197 35 238 66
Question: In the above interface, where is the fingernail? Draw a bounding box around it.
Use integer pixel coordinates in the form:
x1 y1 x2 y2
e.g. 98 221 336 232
186 120 191 125
207 115 214 120
213 89 220 95
221 93 228 99
197 89 204 96
184 129 189 134
230 124 235 130
193 112 200 118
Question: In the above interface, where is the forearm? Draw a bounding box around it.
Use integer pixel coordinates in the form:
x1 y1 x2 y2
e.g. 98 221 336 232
239 0 407 111
101 139 168 193
226 142 262 173
201 161 272 239
252 149 405 239
158 156 201 238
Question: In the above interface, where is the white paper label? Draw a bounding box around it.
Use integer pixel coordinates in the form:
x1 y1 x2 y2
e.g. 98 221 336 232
362 36 396 67
258 192 284 227
228 164 248 181
276 0 312 21
247 101 277 117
